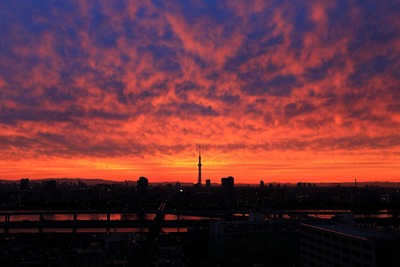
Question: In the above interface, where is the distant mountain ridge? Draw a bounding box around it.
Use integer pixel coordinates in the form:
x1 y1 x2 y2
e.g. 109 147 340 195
0 178 119 185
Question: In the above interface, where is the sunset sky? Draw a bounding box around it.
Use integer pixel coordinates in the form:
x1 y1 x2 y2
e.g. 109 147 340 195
0 0 399 184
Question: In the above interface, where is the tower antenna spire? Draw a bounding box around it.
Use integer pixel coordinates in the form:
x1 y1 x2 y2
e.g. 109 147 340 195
197 145 202 187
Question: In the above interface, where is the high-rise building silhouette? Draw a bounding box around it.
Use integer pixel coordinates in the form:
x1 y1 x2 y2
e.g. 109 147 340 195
206 179 211 189
221 176 235 206
221 176 234 192
137 176 148 197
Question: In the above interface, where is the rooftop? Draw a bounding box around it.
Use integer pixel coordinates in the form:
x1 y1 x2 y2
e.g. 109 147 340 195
301 223 394 241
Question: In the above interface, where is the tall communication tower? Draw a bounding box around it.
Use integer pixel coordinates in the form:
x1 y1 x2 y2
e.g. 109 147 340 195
197 145 202 186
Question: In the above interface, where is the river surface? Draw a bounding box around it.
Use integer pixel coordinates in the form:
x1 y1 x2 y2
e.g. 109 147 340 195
0 227 188 234
1 210 395 234
1 212 213 233
3 213 213 222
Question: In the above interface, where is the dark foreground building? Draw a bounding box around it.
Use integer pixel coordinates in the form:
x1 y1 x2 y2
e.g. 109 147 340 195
300 223 400 267
209 218 300 266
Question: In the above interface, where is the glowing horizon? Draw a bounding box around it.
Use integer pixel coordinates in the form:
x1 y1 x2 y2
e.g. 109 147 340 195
0 1 399 183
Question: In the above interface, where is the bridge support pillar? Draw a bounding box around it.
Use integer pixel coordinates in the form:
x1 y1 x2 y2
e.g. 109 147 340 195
39 213 44 234
4 215 10 234
73 213 78 234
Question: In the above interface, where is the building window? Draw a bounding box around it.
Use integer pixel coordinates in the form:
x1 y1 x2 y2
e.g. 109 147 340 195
364 254 373 261
342 247 350 253
324 250 331 256
362 243 372 250
352 250 361 257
